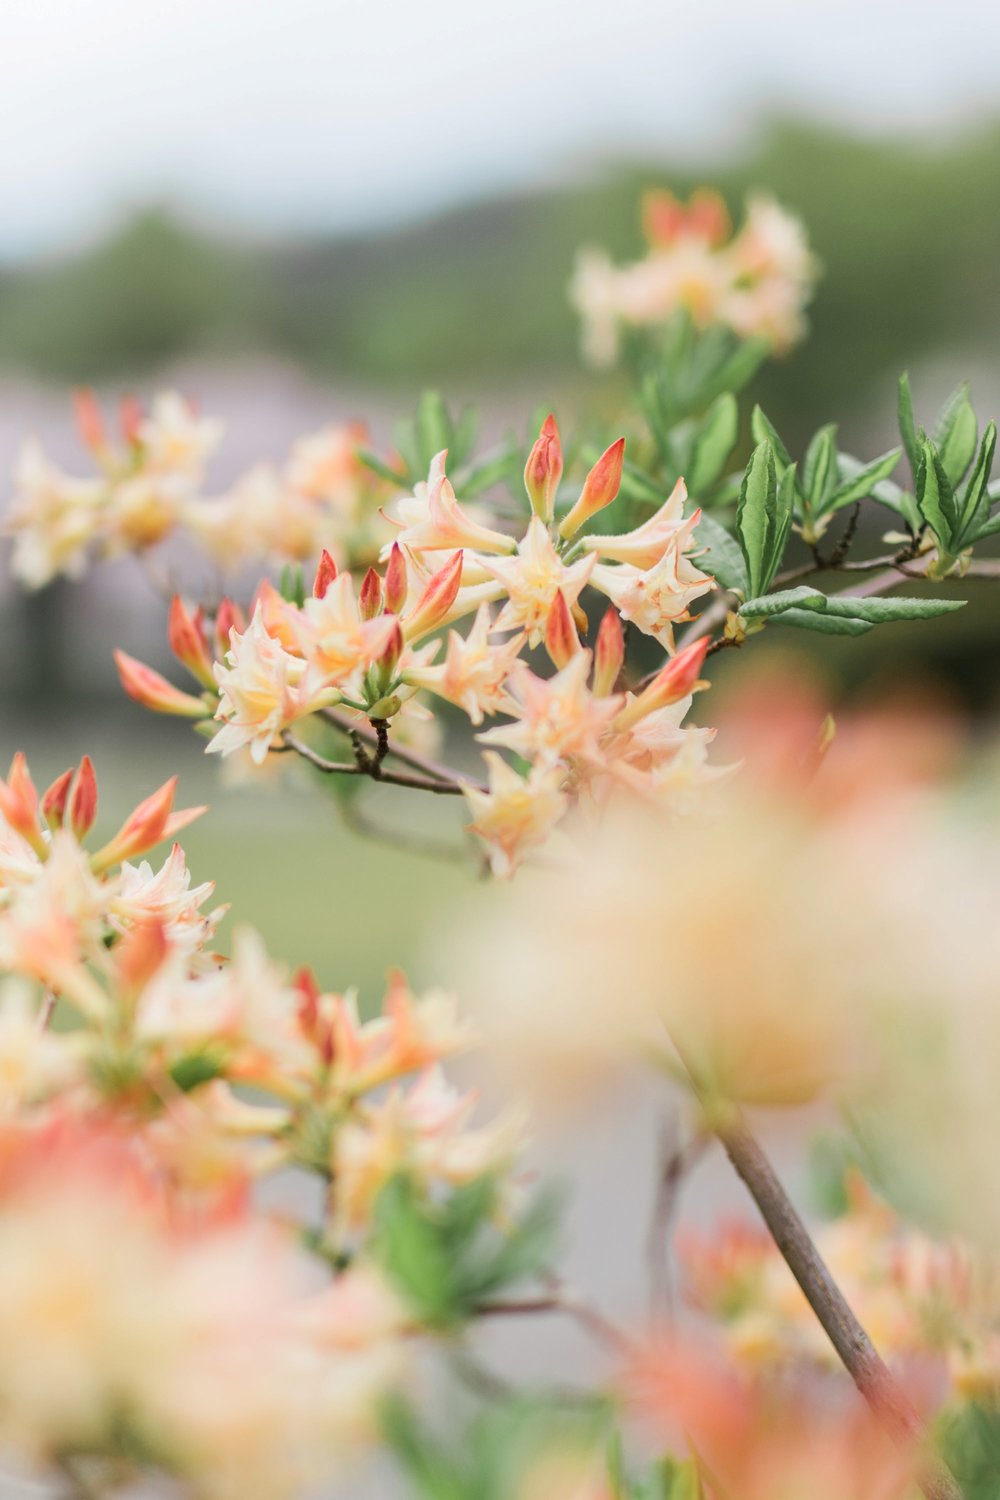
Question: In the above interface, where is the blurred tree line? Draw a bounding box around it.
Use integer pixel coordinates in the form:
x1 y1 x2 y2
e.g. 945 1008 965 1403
2 118 999 449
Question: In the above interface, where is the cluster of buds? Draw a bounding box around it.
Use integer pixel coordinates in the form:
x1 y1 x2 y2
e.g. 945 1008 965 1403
117 413 724 875
570 188 818 366
4 391 389 588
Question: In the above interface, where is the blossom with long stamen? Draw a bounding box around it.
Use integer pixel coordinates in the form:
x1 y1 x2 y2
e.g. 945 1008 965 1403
590 519 713 647
294 573 398 689
479 654 622 769
580 478 690 569
208 607 334 764
481 517 595 647
462 752 569 878
401 604 521 725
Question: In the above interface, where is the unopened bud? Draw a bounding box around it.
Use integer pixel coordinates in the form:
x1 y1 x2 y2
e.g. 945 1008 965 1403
0 753 45 856
402 551 464 641
313 549 338 599
384 542 408 614
115 651 209 718
613 637 710 732
41 768 74 831
359 567 384 620
68 755 98 841
91 777 206 873
366 693 402 720
559 438 626 539
214 598 245 661
544 590 580 669
524 414 563 523
593 606 625 696
72 389 107 457
168 596 215 688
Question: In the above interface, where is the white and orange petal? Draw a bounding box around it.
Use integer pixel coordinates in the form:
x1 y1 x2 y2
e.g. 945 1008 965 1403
463 752 569 878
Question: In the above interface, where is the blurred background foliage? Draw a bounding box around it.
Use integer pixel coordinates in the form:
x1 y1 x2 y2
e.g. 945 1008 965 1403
2 117 999 440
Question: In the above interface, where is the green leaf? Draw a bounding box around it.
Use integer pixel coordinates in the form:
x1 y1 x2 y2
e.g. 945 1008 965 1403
934 382 977 487
694 512 749 594
898 372 919 479
835 452 920 532
357 447 407 488
957 420 997 545
687 393 738 494
279 563 305 608
821 594 965 623
704 334 769 405
802 424 838 508
916 439 959 551
822 448 901 517
768 464 798 583
750 405 792 470
739 587 827 619
735 441 776 599
772 608 874 637
416 390 451 468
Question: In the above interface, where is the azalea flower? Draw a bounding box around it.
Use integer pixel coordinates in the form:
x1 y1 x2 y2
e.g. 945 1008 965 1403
590 518 713 647
482 517 595 646
462 751 569 877
383 450 514 556
401 603 521 724
478 653 622 769
209 606 331 764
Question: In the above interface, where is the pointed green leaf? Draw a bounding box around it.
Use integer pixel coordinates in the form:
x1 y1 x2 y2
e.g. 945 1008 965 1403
416 390 451 467
822 594 966 623
934 382 977 487
750 405 792 471
957 420 997 545
766 463 797 587
916 439 959 551
739 587 827 618
821 448 901 517
898 372 919 479
704 334 769 404
773 608 874 637
688 393 738 494
357 448 408 488
735 441 776 599
802 424 839 507
694 512 749 594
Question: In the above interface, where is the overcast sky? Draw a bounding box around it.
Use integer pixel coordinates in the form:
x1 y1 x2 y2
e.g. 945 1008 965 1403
2 0 998 259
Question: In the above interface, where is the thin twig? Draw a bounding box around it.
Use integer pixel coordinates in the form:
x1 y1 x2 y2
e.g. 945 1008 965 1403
321 707 483 788
646 1125 709 1322
284 731 476 795
474 1280 633 1357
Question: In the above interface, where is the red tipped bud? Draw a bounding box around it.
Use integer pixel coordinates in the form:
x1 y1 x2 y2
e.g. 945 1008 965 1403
115 651 209 718
402 551 464 640
359 567 384 621
593 606 626 696
642 188 729 249
524 414 563 523
214 598 245 661
544 590 580 670
41 768 74 831
559 437 626 539
91 777 206 873
313 549 338 599
72 389 107 457
0 753 45 855
384 542 408 615
119 394 144 447
168 596 215 688
377 620 404 679
68 756 98 841
614 637 710 731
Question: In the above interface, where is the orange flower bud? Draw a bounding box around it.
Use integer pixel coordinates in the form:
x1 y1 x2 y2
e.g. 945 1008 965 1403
383 542 408 615
402 551 464 640
41 768 74 830
593 606 625 696
68 755 98 841
114 650 209 718
117 920 170 1000
71 388 107 457
168 595 215 688
0 753 46 856
313 549 338 599
214 598 245 660
614 637 710 731
524 414 563 523
359 567 384 621
91 776 206 872
558 436 626 539
119 394 144 447
544 590 580 670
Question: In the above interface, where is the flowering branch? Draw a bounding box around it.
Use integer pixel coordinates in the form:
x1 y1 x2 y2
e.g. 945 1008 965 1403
283 730 475 795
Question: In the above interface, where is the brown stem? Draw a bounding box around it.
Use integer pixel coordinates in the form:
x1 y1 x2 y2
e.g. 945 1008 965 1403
321 706 483 788
284 731 477 795
474 1281 632 1356
715 1108 963 1500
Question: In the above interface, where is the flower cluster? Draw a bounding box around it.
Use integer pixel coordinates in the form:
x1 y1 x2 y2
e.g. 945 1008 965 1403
116 417 724 875
570 188 818 366
0 750 521 1494
5 390 388 587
